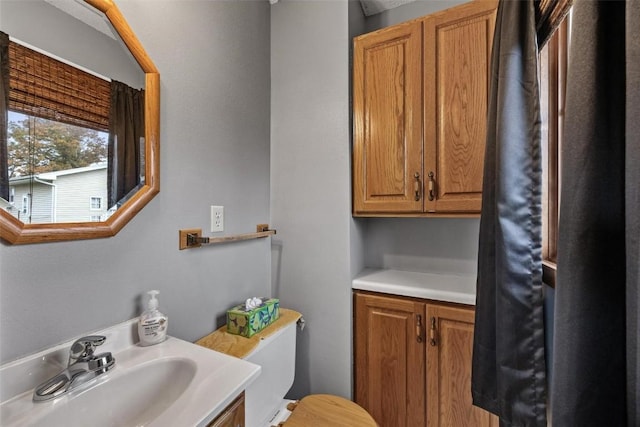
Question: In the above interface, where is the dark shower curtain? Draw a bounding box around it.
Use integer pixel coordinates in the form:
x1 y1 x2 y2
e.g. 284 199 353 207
551 0 640 425
471 0 547 425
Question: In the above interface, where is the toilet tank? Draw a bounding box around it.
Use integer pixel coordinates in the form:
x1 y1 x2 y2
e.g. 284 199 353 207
242 316 298 427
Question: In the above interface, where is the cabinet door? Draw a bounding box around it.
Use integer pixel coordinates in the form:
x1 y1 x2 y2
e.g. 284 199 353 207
208 392 245 427
426 304 498 427
354 292 425 427
424 1 497 213
353 21 423 214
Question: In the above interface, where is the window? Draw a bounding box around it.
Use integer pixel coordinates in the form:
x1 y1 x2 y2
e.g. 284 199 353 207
90 197 102 210
540 15 571 287
4 39 111 225
22 193 29 216
90 215 102 222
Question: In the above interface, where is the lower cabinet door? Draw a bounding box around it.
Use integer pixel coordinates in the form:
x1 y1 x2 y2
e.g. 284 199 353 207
426 304 498 427
208 392 245 427
354 292 426 427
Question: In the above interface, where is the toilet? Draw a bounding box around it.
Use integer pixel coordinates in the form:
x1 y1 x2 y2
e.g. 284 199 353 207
196 308 377 427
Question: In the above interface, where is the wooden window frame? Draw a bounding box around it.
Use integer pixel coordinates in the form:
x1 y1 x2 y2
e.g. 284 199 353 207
540 16 570 287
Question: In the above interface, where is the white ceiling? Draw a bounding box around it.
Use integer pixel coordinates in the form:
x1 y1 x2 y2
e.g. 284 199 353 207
43 0 117 40
44 0 416 31
359 0 418 16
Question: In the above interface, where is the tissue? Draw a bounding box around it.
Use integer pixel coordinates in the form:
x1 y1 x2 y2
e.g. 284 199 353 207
245 297 263 310
226 298 280 337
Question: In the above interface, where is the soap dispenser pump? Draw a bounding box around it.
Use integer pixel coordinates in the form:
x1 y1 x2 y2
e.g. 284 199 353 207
138 290 168 346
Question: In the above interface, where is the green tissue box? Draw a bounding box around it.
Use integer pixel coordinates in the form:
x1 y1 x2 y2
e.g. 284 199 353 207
226 298 280 337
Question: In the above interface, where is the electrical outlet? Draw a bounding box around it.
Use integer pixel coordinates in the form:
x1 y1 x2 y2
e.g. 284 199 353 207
211 206 224 232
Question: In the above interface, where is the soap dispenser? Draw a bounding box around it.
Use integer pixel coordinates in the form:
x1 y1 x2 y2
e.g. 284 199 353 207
138 290 168 346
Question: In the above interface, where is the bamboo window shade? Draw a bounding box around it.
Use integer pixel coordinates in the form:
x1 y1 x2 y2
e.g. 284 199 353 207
535 0 573 49
8 41 110 132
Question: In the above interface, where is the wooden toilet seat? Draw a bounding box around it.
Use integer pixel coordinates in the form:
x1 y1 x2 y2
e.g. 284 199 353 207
278 394 377 427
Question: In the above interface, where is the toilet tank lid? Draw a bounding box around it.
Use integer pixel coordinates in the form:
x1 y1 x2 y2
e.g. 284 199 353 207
195 308 302 359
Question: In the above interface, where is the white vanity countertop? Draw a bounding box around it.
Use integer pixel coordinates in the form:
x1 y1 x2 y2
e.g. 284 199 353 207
0 319 260 427
353 268 477 305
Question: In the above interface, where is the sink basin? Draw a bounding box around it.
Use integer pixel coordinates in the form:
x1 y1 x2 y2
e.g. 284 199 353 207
31 358 196 427
0 319 261 427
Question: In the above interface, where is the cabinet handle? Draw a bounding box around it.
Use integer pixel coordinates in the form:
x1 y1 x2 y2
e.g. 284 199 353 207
416 314 423 343
428 172 435 201
414 172 421 201
429 316 437 346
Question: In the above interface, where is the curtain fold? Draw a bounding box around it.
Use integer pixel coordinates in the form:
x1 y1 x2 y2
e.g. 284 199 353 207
472 0 547 426
626 2 640 424
1 31 9 201
107 80 144 209
551 0 640 425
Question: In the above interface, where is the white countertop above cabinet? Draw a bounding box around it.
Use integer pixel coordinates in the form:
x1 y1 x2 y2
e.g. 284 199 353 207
352 268 477 305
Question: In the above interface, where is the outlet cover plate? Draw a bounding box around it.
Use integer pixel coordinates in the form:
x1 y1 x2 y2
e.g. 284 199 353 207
211 206 224 232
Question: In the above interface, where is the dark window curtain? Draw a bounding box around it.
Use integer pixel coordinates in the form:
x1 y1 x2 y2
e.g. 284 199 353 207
107 80 144 209
0 31 9 201
551 0 640 425
471 0 547 425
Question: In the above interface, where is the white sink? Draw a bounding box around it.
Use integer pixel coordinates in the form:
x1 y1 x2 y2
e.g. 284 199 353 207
0 319 261 427
30 358 196 426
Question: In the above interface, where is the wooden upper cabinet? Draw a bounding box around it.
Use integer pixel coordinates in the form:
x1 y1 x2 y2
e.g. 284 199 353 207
354 292 426 427
353 21 423 213
424 1 496 213
352 1 497 216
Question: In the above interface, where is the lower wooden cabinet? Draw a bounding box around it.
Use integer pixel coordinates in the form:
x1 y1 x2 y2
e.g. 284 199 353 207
354 292 498 427
208 392 245 427
425 303 498 427
354 292 426 426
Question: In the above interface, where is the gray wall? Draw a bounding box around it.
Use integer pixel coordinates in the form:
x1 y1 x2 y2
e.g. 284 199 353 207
363 0 466 32
270 0 353 399
0 0 271 364
363 218 480 275
349 1 367 291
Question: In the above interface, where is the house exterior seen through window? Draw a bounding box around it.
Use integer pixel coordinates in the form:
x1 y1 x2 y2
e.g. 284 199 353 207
5 111 109 224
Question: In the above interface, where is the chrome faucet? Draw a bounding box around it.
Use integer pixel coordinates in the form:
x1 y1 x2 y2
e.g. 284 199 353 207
33 335 115 402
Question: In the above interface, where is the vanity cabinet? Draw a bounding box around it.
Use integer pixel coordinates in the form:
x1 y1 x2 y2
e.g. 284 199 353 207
208 392 245 427
354 291 498 427
352 1 497 216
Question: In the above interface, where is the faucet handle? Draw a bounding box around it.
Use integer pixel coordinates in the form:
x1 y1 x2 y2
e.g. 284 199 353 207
69 335 106 364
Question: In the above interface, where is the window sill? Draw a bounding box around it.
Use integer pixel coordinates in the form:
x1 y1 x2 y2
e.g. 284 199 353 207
542 260 556 288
